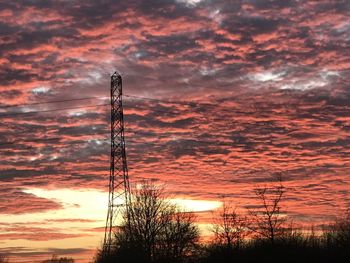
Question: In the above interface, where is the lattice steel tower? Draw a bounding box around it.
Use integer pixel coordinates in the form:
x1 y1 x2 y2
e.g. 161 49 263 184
103 71 131 255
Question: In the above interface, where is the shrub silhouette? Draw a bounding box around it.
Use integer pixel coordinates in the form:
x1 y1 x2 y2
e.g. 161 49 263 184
324 209 350 248
41 255 74 263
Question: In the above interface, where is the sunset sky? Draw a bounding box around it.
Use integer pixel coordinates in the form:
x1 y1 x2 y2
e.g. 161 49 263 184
0 0 350 262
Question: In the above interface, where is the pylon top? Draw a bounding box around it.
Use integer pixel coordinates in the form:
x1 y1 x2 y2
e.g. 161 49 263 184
111 71 122 77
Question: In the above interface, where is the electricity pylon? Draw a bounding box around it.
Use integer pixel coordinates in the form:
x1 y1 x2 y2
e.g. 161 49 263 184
103 71 131 256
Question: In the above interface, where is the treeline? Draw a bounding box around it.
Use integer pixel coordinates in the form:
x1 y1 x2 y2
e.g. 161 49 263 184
1 180 349 263
93 180 350 263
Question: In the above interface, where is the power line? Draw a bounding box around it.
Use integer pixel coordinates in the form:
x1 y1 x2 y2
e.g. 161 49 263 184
0 94 212 111
0 103 109 118
0 94 202 119
124 94 215 107
0 137 60 146
6 70 350 114
0 133 109 147
0 96 108 109
1 132 232 148
0 94 218 118
0 94 231 150
123 103 185 115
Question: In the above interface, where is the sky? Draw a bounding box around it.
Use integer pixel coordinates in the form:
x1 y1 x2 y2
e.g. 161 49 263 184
0 0 349 262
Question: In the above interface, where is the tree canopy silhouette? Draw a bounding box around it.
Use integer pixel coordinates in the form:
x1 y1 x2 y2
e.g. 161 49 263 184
95 182 199 263
212 201 249 250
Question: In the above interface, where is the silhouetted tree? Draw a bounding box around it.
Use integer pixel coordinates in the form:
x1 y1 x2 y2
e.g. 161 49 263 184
157 209 199 262
248 176 286 243
95 182 199 263
212 202 249 250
